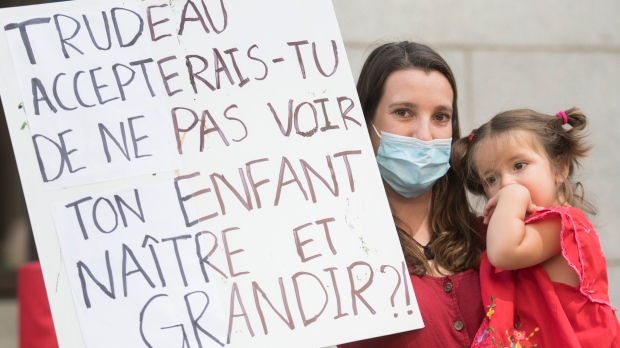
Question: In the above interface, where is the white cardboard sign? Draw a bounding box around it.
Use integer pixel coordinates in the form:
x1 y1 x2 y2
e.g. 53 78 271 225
0 0 423 347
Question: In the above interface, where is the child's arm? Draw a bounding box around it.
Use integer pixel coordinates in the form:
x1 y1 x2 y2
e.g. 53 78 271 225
484 184 562 270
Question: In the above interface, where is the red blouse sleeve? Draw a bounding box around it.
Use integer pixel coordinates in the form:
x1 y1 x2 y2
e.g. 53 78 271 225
524 206 615 310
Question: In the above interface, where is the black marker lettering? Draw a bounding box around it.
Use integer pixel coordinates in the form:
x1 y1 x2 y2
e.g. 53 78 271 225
161 234 192 286
185 291 225 347
90 66 119 105
31 78 57 115
53 73 77 111
111 7 144 47
65 196 94 240
121 243 156 297
73 71 96 108
128 115 152 159
83 12 112 50
141 235 166 287
54 14 84 59
77 250 115 308
92 197 119 234
32 130 85 182
4 18 51 64
130 58 156 97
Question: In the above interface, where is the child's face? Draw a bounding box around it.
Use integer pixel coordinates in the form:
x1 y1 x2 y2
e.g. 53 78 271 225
474 131 563 207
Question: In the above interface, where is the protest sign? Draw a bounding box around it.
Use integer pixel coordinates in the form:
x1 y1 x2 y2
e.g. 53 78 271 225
0 0 423 347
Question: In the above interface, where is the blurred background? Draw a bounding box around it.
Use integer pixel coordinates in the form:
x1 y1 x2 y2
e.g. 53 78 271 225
1 0 619 347
333 1 620 346
334 0 620 321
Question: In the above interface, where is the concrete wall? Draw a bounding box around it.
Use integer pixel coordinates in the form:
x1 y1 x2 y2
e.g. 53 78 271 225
332 0 620 316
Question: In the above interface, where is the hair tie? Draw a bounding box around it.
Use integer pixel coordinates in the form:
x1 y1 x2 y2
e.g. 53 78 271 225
468 132 474 142
556 111 568 124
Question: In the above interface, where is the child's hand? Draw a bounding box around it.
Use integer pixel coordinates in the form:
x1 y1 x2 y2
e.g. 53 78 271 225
482 194 498 225
482 184 539 225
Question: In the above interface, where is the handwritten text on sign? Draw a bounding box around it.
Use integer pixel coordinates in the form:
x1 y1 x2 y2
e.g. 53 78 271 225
5 4 179 188
1 0 423 347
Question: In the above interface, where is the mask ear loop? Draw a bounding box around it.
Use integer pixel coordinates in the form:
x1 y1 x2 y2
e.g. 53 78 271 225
371 123 382 138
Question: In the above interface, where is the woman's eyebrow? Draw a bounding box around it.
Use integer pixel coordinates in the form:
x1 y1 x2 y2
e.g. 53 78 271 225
387 102 417 109
435 105 453 113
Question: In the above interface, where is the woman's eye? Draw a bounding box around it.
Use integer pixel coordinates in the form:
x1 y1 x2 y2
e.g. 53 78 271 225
435 113 451 122
514 162 527 170
394 109 409 117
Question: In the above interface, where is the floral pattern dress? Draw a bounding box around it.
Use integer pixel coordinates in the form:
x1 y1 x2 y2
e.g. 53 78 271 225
472 206 620 348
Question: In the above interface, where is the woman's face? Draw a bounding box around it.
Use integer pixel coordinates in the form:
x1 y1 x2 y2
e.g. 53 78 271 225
370 68 454 154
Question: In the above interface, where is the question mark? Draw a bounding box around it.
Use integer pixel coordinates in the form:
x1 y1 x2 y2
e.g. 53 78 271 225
400 261 412 314
380 261 412 318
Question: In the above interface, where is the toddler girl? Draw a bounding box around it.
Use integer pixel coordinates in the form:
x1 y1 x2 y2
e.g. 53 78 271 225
452 107 620 347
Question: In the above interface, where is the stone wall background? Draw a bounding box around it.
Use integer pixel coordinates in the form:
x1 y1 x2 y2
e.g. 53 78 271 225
0 1 618 348
332 0 620 317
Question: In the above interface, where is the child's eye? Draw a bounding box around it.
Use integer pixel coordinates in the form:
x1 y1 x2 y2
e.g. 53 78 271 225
485 176 498 186
514 162 527 170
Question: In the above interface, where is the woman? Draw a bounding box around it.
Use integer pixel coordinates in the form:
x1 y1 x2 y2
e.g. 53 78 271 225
339 41 486 347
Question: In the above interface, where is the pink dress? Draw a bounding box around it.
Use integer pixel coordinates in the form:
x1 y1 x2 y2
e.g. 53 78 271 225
472 206 620 347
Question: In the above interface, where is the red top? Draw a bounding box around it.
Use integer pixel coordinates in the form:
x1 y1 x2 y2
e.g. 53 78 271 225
472 206 620 348
338 268 485 348
18 262 59 348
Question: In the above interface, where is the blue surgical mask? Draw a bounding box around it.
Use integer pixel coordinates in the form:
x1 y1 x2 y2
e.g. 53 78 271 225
372 124 452 198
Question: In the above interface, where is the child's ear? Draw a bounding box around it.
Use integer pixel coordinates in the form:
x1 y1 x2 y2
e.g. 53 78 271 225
562 163 569 178
555 156 569 183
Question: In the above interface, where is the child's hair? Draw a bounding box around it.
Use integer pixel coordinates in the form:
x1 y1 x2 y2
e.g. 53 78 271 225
451 107 597 215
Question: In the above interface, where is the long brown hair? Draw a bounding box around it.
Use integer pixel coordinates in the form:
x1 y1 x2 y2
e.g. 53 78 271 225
451 107 596 215
357 41 485 275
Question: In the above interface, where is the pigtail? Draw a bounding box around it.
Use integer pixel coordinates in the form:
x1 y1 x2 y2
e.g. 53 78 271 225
564 107 588 131
555 107 597 215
